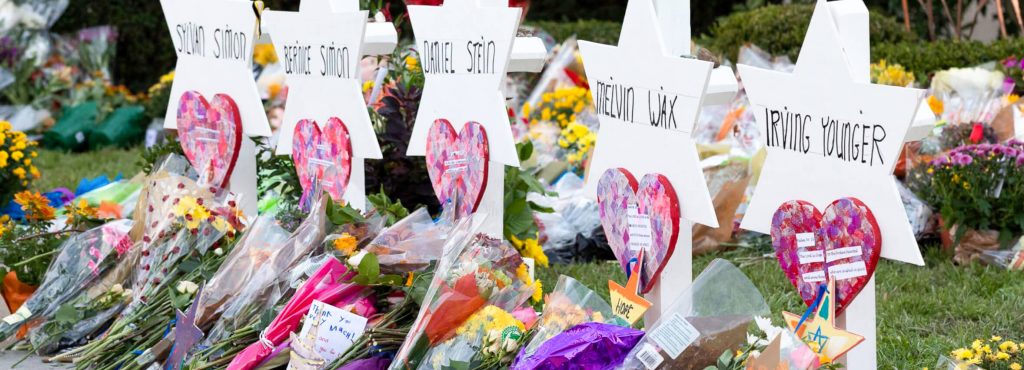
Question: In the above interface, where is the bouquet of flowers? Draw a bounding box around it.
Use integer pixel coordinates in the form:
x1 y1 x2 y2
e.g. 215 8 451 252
999 56 1024 96
926 141 1024 262
0 219 133 340
511 276 637 370
870 60 915 87
390 228 536 370
928 67 1010 148
227 257 370 370
619 259 770 370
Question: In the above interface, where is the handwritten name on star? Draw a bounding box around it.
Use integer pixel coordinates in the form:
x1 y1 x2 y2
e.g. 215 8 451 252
174 22 249 61
278 41 354 79
419 37 500 75
761 106 890 168
593 77 690 131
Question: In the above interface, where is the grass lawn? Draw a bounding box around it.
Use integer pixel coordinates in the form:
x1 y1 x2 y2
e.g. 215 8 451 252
34 148 1024 369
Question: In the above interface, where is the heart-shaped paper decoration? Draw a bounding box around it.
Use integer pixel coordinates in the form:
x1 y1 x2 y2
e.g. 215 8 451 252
596 168 680 294
770 197 881 315
425 119 489 219
292 118 354 202
176 91 243 188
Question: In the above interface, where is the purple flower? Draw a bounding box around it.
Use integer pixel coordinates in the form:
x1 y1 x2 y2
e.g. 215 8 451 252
1017 155 1024 166
954 153 974 166
1006 57 1019 69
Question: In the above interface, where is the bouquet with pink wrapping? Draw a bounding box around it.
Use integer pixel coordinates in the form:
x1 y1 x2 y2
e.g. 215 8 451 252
227 257 370 370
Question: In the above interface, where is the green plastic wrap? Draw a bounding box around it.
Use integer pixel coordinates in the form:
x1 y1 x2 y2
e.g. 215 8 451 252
88 105 146 150
43 102 99 151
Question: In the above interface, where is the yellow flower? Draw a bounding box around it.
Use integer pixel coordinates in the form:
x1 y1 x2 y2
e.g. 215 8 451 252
928 95 944 116
14 191 55 222
29 166 39 179
521 102 531 118
10 151 21 161
1010 363 1022 370
523 238 549 267
332 233 359 256
405 55 419 72
186 206 211 230
362 80 374 93
0 121 11 131
1000 341 1019 353
212 217 235 234
541 108 552 122
994 336 1004 342
953 348 974 361
12 167 25 179
558 138 569 148
531 279 543 303
65 198 98 224
173 196 200 217
252 44 279 66
1008 94 1020 105
515 263 530 284
267 82 282 100
997 351 1011 360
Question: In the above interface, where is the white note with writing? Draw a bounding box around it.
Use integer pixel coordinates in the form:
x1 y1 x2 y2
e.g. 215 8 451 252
299 300 369 362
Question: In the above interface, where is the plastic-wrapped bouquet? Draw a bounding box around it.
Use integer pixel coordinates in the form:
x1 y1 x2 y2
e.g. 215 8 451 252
0 219 133 340
512 276 639 370
390 227 536 370
619 259 770 370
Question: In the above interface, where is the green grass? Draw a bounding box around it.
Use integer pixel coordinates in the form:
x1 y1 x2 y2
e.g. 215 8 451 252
32 147 144 191
32 148 1024 368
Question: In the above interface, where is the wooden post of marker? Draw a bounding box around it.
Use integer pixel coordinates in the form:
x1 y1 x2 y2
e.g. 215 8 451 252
829 2 877 368
644 222 691 323
475 161 506 238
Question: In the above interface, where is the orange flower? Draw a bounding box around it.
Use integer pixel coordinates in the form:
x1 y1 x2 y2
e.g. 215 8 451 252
14 191 55 222
97 201 123 219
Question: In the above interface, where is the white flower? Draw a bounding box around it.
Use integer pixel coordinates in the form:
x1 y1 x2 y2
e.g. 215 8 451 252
931 67 1005 98
749 350 761 358
122 289 133 298
503 338 518 352
176 281 199 294
213 248 224 256
348 250 368 267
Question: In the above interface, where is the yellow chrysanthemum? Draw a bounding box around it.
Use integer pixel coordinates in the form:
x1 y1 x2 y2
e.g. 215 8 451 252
12 167 25 179
405 55 419 72
928 95 944 116
1010 363 1022 370
333 233 359 256
252 44 279 66
1000 341 1019 354
362 80 374 93
531 279 543 303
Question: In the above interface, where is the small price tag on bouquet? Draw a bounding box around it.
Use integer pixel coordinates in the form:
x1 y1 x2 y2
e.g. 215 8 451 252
608 250 652 326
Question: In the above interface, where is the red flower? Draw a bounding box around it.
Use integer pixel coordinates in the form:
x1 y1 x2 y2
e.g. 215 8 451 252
970 123 984 143
423 273 485 345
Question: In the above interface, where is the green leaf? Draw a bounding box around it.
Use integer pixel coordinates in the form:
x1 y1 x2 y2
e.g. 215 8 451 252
357 252 380 285
177 258 200 273
327 198 366 225
54 303 82 324
379 274 405 286
527 201 555 214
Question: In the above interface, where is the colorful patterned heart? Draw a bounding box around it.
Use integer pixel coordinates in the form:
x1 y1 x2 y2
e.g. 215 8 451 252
425 119 489 219
596 168 680 294
175 91 243 188
770 198 881 316
291 118 354 202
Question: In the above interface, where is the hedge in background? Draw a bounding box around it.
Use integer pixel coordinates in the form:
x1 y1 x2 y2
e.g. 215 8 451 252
53 0 298 92
703 3 915 64
873 38 1024 82
527 20 621 45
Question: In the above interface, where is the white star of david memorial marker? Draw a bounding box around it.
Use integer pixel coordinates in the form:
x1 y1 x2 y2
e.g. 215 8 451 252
579 0 718 322
160 0 270 216
738 1 926 368
263 1 389 210
406 0 529 236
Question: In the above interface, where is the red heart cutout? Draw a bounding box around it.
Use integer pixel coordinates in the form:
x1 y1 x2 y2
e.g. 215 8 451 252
291 118 354 202
425 119 489 219
770 198 881 316
175 91 243 188
596 168 681 294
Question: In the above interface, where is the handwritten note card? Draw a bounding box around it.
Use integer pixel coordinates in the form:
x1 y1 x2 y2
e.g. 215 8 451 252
299 300 369 362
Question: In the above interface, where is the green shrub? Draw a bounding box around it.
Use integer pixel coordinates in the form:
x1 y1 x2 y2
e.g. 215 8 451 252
872 38 1024 82
703 3 914 63
527 20 621 45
